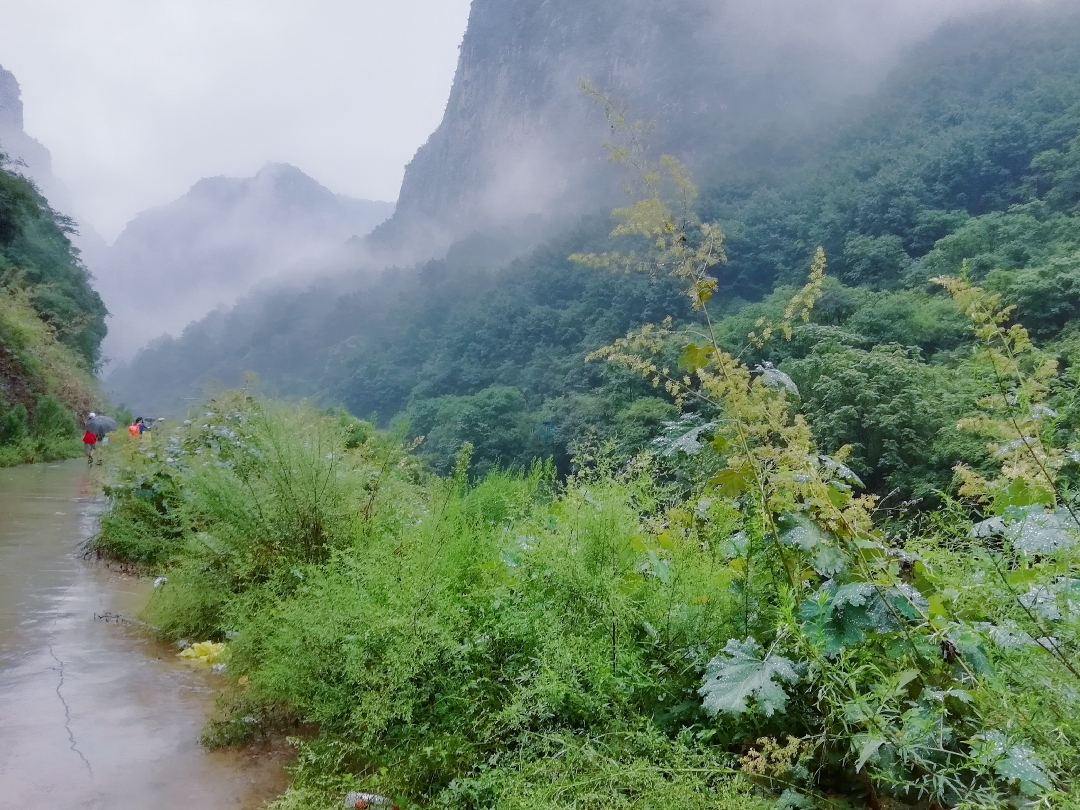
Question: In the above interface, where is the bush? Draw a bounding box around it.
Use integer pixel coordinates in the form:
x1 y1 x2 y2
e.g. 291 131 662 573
0 401 28 444
91 126 1080 809
32 394 75 439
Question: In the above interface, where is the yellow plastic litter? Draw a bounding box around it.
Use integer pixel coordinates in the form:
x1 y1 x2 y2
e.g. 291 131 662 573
177 640 226 664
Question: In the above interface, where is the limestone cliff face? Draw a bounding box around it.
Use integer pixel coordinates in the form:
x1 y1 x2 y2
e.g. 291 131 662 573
0 66 56 197
374 0 694 255
374 0 1004 259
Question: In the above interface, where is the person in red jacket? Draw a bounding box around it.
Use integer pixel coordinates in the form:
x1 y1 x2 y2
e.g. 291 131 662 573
83 413 98 465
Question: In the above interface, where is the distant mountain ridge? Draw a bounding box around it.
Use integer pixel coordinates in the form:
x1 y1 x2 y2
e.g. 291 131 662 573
105 1 1080 426
96 162 393 360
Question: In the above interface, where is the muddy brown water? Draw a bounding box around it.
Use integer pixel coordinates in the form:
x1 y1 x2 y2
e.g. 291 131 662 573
0 460 290 809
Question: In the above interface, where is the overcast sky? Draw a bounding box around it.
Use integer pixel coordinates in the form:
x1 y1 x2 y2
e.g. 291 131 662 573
0 1 473 241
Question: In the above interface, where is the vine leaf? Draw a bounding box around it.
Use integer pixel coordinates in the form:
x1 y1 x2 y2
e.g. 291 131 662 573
699 637 799 717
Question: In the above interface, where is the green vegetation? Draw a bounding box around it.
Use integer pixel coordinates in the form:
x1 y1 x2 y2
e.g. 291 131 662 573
109 6 1080 506
0 160 106 463
95 130 1080 807
92 11 1080 804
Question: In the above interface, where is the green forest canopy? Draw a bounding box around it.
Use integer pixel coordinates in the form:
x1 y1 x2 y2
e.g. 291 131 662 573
109 5 1080 500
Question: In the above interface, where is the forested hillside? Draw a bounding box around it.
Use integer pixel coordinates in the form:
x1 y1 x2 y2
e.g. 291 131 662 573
0 157 105 464
109 4 1080 501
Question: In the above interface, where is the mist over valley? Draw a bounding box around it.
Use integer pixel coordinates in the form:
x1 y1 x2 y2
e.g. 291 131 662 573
96 162 393 360
98 0 1080 431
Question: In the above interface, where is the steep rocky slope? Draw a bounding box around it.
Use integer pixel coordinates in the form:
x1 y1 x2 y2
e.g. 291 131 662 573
370 0 1007 260
0 65 109 265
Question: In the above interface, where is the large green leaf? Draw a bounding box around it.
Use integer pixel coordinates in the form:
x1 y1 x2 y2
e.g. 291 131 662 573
778 513 829 551
1005 507 1079 553
970 732 1053 796
972 505 1078 553
992 477 1054 514
799 580 927 656
754 362 799 396
778 513 848 576
699 637 799 717
652 416 718 457
853 734 887 773
818 454 865 489
996 744 1054 795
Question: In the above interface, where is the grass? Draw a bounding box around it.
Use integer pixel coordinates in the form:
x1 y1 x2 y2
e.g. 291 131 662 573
0 285 101 466
92 390 1080 809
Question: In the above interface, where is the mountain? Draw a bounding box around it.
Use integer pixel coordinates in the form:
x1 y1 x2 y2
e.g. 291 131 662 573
100 0 1006 363
0 65 68 211
0 87 107 463
0 65 109 266
367 0 1009 261
106 0 1080 488
95 162 393 360
2 66 392 362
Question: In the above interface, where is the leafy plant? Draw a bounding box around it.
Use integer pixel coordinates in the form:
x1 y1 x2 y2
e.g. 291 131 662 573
578 100 1077 805
700 637 800 717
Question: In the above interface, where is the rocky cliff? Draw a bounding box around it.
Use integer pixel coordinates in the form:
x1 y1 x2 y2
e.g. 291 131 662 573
371 0 1007 260
0 65 109 265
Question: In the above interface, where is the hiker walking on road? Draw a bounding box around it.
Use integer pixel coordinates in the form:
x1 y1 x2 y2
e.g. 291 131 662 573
84 413 118 464
83 413 98 465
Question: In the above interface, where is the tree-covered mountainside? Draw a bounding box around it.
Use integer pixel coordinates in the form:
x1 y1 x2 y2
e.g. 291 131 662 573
109 4 1080 497
89 5 1080 808
371 0 998 259
0 158 106 463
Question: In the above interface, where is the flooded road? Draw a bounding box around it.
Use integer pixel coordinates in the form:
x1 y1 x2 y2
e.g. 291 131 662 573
0 460 288 810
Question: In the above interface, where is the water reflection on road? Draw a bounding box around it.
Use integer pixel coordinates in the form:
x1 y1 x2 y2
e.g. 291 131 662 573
0 460 287 810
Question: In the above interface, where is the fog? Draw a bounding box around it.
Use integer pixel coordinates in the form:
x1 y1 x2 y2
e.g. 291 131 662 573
383 0 1029 259
0 0 1050 371
95 163 394 361
94 0 1071 415
0 1 471 241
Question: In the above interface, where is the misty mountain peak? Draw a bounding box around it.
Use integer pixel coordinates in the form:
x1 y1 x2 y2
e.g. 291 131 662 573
375 0 1018 261
0 64 108 264
97 164 394 360
0 64 59 201
0 65 26 134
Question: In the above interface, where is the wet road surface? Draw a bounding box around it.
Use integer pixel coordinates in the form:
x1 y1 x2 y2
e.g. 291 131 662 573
0 460 288 809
